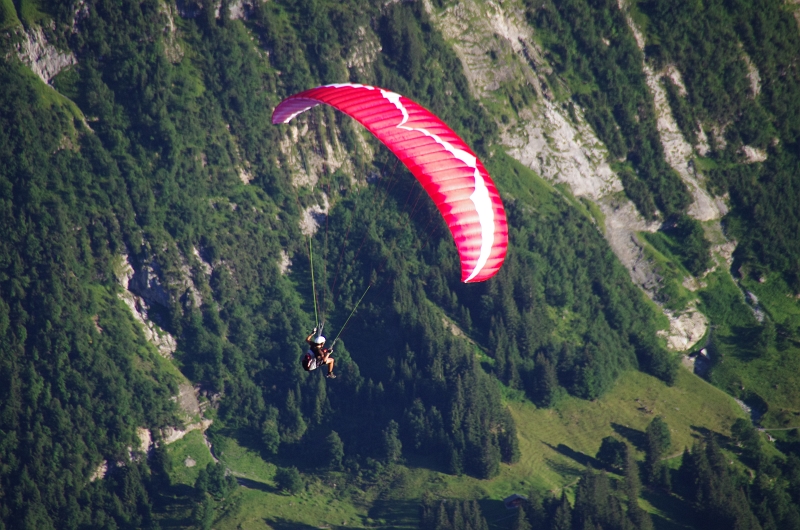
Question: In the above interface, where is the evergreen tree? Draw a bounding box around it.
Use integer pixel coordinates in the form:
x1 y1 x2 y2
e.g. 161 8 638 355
533 353 560 408
644 417 671 484
326 431 344 470
382 420 403 464
260 406 281 455
597 436 627 472
191 495 215 530
195 462 237 500
731 418 762 463
626 447 654 530
419 499 489 530
511 507 532 530
550 492 573 530
274 467 304 495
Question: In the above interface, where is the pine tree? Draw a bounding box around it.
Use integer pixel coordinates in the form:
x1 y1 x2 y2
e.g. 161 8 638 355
597 436 627 471
326 431 344 470
260 406 280 455
382 420 403 463
498 410 521 464
644 417 671 484
551 492 573 530
625 447 654 530
533 353 560 408
511 507 532 530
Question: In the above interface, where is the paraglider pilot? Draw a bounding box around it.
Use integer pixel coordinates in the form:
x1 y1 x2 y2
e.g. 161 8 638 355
306 328 335 378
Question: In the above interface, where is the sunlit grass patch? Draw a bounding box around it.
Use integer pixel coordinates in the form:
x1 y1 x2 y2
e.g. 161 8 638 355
167 429 215 487
639 232 696 312
0 0 21 30
507 369 743 491
213 433 276 485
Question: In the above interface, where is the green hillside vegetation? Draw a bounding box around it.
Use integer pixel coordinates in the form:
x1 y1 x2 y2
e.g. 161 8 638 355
632 0 800 434
160 368 744 529
638 232 696 313
702 271 800 428
2 0 800 528
0 0 21 30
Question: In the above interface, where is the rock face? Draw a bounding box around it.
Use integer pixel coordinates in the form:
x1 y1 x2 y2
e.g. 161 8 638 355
741 145 767 163
116 255 177 358
598 197 662 293
128 259 172 308
89 461 107 482
161 419 213 445
279 116 356 189
137 427 153 453
300 194 330 236
658 305 708 351
175 382 202 417
15 25 77 84
159 0 184 63
503 101 623 201
346 26 382 79
279 250 292 275
622 13 724 223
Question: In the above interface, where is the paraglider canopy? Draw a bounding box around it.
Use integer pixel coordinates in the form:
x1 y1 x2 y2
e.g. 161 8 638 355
272 84 507 283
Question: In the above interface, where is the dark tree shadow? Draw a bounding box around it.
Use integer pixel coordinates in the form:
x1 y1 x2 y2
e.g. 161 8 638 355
641 490 696 530
235 476 274 492
543 442 601 469
728 325 764 361
544 457 584 479
611 423 647 452
367 499 420 529
690 425 731 445
152 483 199 528
265 519 323 530
477 498 510 527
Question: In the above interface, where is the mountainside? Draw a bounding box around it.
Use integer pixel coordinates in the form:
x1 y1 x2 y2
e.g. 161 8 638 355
2 0 800 528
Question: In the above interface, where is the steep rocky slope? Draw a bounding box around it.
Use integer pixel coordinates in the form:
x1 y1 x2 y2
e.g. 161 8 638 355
423 0 724 350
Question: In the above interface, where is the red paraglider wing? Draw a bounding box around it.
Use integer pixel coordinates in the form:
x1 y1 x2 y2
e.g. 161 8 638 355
272 84 507 283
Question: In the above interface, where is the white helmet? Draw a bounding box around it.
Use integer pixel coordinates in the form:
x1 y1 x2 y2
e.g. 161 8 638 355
314 336 326 344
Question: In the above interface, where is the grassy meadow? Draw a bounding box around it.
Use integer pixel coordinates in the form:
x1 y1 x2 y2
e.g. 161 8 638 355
161 366 744 529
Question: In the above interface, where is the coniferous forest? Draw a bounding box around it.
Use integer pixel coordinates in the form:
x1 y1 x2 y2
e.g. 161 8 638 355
2 0 800 528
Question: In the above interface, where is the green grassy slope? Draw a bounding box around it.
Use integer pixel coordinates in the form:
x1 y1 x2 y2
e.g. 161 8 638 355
186 367 743 529
0 0 20 30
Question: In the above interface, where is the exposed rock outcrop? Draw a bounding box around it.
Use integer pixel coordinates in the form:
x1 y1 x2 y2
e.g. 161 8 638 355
161 419 213 445
127 258 172 308
15 25 77 84
175 382 202 417
89 461 108 482
598 197 662 293
279 250 292 275
742 52 761 96
346 26 382 79
300 194 329 236
137 427 153 453
658 305 708 351
741 145 767 163
278 112 361 190
116 255 177 357
159 0 184 63
623 11 724 223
